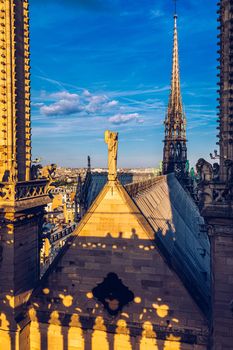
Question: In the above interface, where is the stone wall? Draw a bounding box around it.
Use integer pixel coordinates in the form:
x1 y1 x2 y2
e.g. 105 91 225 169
30 233 209 349
210 225 233 349
28 182 209 349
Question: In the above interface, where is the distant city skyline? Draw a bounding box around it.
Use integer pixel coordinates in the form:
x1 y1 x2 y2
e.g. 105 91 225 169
30 0 217 168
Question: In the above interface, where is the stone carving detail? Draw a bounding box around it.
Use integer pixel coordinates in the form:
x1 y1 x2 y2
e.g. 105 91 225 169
0 183 14 201
0 180 48 202
30 162 56 194
30 164 43 180
40 164 57 183
196 158 232 207
213 163 220 181
225 159 233 184
105 130 118 181
212 188 230 203
16 181 48 200
196 159 215 182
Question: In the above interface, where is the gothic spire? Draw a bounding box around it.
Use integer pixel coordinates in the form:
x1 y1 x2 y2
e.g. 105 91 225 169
169 14 184 129
162 12 187 179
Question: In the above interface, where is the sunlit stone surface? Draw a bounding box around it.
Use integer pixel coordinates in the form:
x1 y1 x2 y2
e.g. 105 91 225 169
0 0 232 349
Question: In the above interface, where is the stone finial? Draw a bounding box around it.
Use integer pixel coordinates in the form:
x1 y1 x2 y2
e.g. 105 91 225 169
87 155 91 171
104 130 118 181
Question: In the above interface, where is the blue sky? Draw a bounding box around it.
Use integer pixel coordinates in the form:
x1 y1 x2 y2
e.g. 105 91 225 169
30 0 218 168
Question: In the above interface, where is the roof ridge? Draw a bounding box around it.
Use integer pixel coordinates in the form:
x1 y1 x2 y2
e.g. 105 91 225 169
125 175 166 197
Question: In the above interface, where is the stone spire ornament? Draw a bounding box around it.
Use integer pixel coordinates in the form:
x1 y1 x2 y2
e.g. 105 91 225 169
162 9 187 180
105 130 118 181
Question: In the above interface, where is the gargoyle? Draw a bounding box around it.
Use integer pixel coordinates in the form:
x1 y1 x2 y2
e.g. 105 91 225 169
196 158 214 183
213 162 220 180
225 159 233 184
30 164 43 180
41 164 57 182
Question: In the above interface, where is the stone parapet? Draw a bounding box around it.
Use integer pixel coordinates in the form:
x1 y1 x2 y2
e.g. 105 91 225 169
0 179 50 211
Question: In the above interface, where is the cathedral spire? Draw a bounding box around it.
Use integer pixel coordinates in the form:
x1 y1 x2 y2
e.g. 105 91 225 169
162 11 187 180
169 13 183 124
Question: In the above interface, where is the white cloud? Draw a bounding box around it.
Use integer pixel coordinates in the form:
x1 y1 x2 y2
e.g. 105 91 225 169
50 91 79 100
32 102 44 107
105 100 118 107
41 100 83 116
83 89 91 97
109 113 141 125
40 92 82 116
39 90 114 117
150 9 164 19
85 94 108 113
89 95 107 104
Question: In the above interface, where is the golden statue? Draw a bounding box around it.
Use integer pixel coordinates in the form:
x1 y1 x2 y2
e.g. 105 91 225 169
104 130 118 181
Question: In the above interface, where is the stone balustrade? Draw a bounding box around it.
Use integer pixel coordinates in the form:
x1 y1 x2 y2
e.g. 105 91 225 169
50 223 76 243
0 179 49 208
15 180 48 201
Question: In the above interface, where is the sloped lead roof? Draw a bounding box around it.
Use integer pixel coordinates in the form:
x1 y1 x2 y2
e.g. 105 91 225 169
125 173 210 315
81 171 153 210
32 175 209 338
37 172 210 321
76 179 156 240
80 171 210 315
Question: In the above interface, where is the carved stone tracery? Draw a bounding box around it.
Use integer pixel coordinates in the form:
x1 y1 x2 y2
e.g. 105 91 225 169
0 180 48 203
196 158 233 208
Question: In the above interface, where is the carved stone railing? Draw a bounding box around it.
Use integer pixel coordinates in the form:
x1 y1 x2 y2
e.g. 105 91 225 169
210 183 232 203
16 180 48 201
196 158 233 217
0 179 49 203
50 223 76 243
198 181 232 205
40 223 76 277
0 182 15 201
